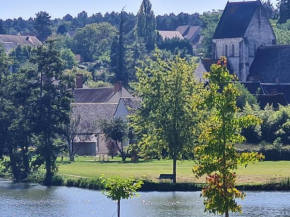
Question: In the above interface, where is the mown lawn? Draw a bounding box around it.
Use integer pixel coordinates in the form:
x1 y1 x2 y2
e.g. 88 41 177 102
57 157 290 185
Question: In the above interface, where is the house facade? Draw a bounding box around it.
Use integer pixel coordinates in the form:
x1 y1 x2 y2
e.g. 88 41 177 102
212 0 276 81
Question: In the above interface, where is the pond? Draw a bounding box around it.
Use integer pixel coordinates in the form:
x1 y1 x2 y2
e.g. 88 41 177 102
0 180 290 217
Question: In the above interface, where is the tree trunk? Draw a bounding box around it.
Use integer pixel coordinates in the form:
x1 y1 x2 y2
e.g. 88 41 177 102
225 210 229 217
69 141 74 161
173 155 177 183
8 146 18 182
22 145 30 177
44 134 52 185
117 199 120 217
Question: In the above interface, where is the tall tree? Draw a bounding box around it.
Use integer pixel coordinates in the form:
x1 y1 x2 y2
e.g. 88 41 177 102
136 0 156 51
110 10 128 85
34 11 52 41
0 19 6 34
132 51 203 183
193 57 264 217
30 41 74 185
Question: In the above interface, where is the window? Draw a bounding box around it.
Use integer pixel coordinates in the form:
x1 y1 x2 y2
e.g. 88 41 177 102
231 44 235 57
224 44 228 56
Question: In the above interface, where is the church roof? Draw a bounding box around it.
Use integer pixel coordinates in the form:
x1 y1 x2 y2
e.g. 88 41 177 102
249 45 290 83
213 1 260 39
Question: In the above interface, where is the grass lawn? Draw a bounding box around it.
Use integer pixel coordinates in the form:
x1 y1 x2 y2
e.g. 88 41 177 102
57 157 290 185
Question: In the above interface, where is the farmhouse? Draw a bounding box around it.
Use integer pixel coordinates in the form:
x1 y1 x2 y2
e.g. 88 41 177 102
71 77 139 156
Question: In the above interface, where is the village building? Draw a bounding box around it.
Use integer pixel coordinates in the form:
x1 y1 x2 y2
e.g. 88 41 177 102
176 25 202 50
158 31 184 40
71 76 139 156
212 0 276 81
0 34 42 53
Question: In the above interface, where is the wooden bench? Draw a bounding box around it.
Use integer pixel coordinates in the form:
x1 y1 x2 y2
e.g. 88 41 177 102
158 174 175 182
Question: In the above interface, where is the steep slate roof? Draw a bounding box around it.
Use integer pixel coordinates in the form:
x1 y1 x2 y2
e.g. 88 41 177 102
158 31 184 40
72 103 118 133
248 45 290 83
213 1 260 39
176 25 201 41
176 25 191 36
74 88 115 103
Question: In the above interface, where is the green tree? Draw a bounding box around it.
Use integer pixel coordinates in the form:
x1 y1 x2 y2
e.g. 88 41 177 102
193 57 264 216
132 51 202 183
30 41 74 185
100 175 144 217
34 11 52 41
60 48 77 69
73 23 117 62
110 10 128 85
278 0 290 23
136 0 156 50
99 117 128 162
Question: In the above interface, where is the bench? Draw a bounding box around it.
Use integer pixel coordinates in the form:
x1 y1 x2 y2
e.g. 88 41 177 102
158 174 175 182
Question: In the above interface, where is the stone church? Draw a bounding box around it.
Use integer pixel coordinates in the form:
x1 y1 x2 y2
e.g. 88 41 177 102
212 0 276 81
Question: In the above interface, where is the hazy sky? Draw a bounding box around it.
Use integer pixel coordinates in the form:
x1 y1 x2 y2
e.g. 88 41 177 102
0 0 278 20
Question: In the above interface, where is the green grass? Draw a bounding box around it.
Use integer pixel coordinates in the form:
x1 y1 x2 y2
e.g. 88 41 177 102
57 157 290 185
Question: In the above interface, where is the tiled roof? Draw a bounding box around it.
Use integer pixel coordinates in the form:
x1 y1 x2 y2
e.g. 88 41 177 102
213 1 260 39
72 103 118 133
74 88 115 103
158 31 184 40
0 34 42 47
122 98 141 115
249 45 290 83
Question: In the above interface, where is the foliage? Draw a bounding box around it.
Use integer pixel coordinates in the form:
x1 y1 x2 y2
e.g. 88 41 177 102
30 41 74 185
106 140 119 159
193 57 264 216
278 0 290 23
100 175 144 217
73 23 117 62
136 0 156 50
9 45 33 73
157 37 193 56
34 11 52 41
235 82 258 109
60 48 77 69
198 11 222 57
131 51 203 183
99 117 128 162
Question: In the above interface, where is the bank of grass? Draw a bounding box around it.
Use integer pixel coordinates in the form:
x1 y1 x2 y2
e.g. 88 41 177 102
56 156 290 185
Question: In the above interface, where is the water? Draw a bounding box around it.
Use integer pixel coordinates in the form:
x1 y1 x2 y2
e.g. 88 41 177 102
0 180 290 217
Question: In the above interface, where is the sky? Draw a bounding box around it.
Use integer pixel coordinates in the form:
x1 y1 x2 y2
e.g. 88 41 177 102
0 0 278 20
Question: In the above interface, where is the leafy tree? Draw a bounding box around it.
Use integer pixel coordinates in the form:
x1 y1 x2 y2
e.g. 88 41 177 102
77 11 88 28
60 48 77 69
9 45 33 73
0 19 6 34
235 82 258 109
57 24 68 34
100 175 144 217
193 57 264 216
73 23 117 62
99 117 129 162
136 0 156 50
34 11 52 41
198 11 222 57
157 37 193 56
132 51 203 183
30 41 74 185
262 0 277 19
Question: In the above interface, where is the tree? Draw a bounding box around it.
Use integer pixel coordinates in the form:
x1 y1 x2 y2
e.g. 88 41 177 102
131 51 203 183
0 19 6 34
34 11 52 41
136 0 156 50
77 11 88 28
278 0 290 23
73 23 117 62
60 48 77 69
57 24 68 35
193 57 264 217
99 117 128 162
110 10 128 85
100 175 144 217
262 0 276 19
30 41 74 185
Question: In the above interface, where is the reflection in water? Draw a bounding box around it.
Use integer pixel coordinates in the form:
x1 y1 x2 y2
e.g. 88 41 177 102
0 179 290 217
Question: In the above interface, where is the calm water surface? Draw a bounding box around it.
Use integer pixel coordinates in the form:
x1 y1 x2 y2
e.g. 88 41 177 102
0 180 290 217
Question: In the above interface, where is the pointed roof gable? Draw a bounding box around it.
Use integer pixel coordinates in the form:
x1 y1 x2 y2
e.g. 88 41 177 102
213 1 260 39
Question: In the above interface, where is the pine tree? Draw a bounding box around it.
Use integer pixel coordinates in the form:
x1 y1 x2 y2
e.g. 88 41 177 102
136 0 156 51
34 11 52 41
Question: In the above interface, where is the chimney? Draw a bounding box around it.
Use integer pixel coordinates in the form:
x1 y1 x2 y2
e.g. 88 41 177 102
114 81 122 93
76 74 83 88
